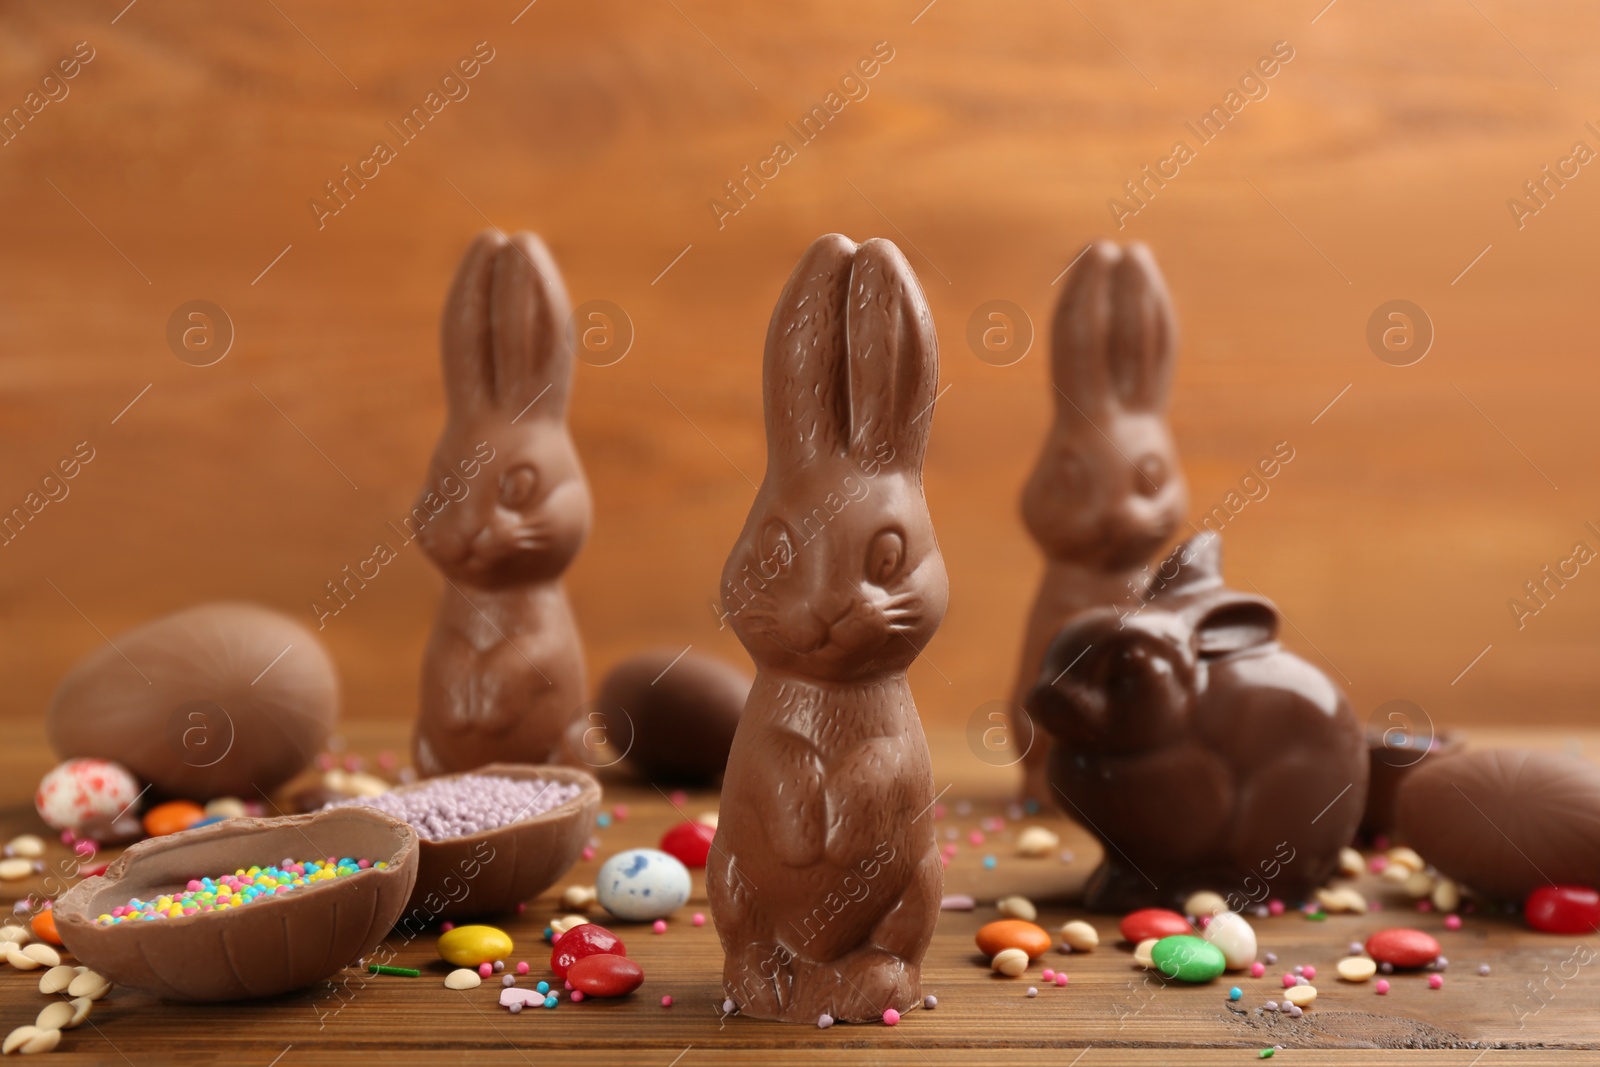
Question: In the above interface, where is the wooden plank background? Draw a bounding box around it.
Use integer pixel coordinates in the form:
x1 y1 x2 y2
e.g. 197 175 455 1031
3 0 1600 742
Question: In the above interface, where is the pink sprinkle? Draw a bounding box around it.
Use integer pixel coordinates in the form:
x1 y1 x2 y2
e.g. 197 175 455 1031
613 804 629 821
1197 915 1211 929
882 1008 901 1026
692 913 706 927
187 880 202 892
933 804 947 819
564 980 573 991
669 790 687 807
1042 969 1055 981
74 840 95 856
517 903 527 914
1368 855 1389 874
1303 965 1316 980
1429 974 1444 990
316 753 336 771
582 847 596 861
441 922 454 932
1249 962 1266 978
661 995 673 1008
516 961 529 975
653 920 667 934
1055 973 1068 987
60 831 75 846
1282 974 1297 989
478 963 493 978
571 990 585 1002
1417 900 1433 912
968 831 984 846
343 755 363 772
1375 980 1390 995
1445 914 1462 930
1268 900 1285 916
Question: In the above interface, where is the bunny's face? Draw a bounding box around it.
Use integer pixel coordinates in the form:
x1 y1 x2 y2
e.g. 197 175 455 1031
722 234 947 684
415 230 591 590
1022 240 1187 569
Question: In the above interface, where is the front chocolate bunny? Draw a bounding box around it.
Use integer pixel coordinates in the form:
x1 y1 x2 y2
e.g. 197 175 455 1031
708 234 947 1023
411 230 591 776
1010 241 1188 803
1026 532 1366 911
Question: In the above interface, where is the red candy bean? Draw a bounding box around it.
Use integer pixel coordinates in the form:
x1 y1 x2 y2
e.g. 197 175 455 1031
659 821 716 869
567 953 644 998
1119 908 1191 943
550 923 626 979
1365 927 1441 969
1525 886 1600 934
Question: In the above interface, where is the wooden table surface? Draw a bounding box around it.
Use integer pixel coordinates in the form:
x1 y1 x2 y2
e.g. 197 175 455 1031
3 724 1597 1065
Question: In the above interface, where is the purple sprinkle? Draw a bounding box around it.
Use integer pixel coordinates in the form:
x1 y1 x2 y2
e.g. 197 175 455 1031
1293 965 1304 976
509 1002 523 1014
1479 964 1491 976
1380 961 1393 974
502 975 515 987
328 775 584 841
1348 942 1364 956
1264 1001 1278 1012
493 960 505 974
1288 1005 1303 1018
1264 952 1278 965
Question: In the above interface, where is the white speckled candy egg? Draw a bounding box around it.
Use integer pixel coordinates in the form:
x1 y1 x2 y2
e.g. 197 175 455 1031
34 759 143 832
596 848 690 921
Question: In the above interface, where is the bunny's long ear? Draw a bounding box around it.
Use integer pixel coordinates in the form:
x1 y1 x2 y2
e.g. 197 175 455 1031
1051 240 1176 415
845 238 939 470
762 233 856 469
440 230 505 414
489 231 573 418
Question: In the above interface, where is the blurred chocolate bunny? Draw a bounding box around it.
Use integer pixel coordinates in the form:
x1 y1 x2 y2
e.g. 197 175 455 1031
707 234 947 1023
412 230 591 776
1010 241 1187 803
1026 532 1366 911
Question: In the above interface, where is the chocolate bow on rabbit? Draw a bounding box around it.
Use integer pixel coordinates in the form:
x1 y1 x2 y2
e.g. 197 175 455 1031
708 234 947 1023
1026 532 1367 912
412 230 591 776
1010 241 1188 803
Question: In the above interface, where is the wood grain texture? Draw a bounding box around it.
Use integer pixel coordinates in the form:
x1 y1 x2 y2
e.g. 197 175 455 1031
3 726 1598 1064
4 1 1600 744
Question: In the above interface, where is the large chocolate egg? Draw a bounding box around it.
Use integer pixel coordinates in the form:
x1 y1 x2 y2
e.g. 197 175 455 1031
46 603 338 800
1396 748 1600 899
595 648 749 786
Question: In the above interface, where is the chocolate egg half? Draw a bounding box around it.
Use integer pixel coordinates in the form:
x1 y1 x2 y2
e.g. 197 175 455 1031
597 648 749 785
1396 748 1600 899
46 603 338 799
55 807 417 1001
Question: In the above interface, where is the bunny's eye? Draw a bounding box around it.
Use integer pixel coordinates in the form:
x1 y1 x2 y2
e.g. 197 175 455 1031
758 518 794 575
499 465 539 508
866 529 905 585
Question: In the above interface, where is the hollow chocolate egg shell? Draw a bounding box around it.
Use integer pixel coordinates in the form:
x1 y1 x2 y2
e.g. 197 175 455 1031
46 602 338 800
54 807 417 1001
385 764 600 922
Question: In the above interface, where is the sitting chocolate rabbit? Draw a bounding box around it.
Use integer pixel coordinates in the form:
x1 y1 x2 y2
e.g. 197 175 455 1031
1026 532 1366 911
1010 241 1187 804
707 234 947 1023
412 230 591 776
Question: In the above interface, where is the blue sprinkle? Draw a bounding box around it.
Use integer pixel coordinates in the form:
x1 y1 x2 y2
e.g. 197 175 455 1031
597 813 612 828
536 981 549 994
1023 800 1040 815
982 855 997 870
1229 987 1243 1001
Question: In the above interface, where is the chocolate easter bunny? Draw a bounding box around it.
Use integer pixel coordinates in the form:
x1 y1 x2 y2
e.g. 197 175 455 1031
707 234 947 1023
1010 241 1188 803
1026 532 1367 911
412 231 591 776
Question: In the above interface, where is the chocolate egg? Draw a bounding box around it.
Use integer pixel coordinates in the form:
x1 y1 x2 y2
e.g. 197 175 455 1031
596 649 749 785
383 764 600 922
46 603 338 800
1396 748 1600 899
54 807 417 1001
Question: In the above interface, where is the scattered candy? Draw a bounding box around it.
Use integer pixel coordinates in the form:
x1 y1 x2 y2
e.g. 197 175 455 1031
692 913 706 927
1302 965 1316 979
1132 939 1158 969
2 1026 60 1056
438 925 515 967
551 922 625 978
983 855 997 870
996 895 1038 922
34 759 142 833
502 975 515 987
924 995 938 1009
1200 911 1257 971
1016 826 1060 857
1375 979 1390 994
1525 885 1600 934
596 849 691 921
1042 968 1054 981
1284 984 1317 1008
368 964 420 977
1151 936 1226 983
1228 986 1242 1001
445 968 481 989
29 909 60 947
992 947 1030 976
1026 986 1038 997
1264 952 1277 964
658 821 716 868
1479 964 1491 976
478 963 493 978
142 800 207 838
96 857 376 924
1366 928 1442 969
516 961 529 975
1337 957 1377 982
883 1008 901 1025
652 920 667 934
1184 890 1228 917
1429 973 1444 990
940 894 976 911
976 920 1051 960
1120 908 1191 943
662 995 673 1007
1267 900 1285 916
1055 972 1068 987
1249 962 1266 978
1444 914 1462 931
1059 920 1098 952
817 1013 834 1029
568 953 644 997
1287 1004 1303 1018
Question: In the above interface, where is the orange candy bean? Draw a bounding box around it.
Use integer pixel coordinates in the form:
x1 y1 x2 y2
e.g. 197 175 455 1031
142 801 206 838
30 909 62 946
975 919 1051 960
